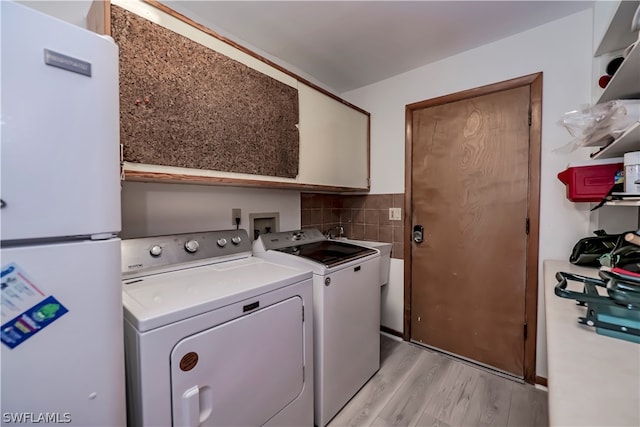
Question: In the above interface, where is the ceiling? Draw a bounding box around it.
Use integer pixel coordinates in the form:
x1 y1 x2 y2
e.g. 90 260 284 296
162 1 594 93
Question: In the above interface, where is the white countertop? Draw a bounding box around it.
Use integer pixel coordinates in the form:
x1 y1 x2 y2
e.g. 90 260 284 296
544 260 640 427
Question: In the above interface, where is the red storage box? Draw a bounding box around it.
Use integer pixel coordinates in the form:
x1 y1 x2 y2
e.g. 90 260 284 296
557 159 623 202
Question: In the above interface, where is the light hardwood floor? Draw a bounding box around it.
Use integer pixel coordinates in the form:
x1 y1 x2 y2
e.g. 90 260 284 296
328 335 548 427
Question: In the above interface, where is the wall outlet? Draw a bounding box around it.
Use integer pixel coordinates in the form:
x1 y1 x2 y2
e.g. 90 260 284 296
389 207 402 221
232 208 241 226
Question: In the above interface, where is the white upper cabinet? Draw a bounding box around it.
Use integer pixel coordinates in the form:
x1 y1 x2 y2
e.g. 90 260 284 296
108 0 370 192
297 84 369 189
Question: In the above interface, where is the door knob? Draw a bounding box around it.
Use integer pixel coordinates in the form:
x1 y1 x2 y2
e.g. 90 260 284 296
413 225 424 244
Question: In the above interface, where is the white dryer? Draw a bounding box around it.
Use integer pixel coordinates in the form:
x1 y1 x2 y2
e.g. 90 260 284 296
121 229 314 426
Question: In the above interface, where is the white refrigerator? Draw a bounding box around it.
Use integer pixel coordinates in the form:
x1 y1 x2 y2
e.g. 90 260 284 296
1 2 126 425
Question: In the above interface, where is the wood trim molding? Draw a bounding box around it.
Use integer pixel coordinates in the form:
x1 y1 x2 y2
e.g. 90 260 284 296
87 0 110 35
403 72 543 384
406 73 541 111
142 0 369 117
380 326 403 338
123 169 370 193
535 375 548 387
403 106 414 342
367 115 372 189
524 73 543 385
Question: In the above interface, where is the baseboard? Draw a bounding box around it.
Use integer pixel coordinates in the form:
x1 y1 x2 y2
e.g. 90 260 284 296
535 375 548 387
380 325 403 338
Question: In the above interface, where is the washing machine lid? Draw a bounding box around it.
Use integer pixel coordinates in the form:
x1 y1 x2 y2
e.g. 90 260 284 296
254 229 379 273
122 257 311 332
275 240 377 269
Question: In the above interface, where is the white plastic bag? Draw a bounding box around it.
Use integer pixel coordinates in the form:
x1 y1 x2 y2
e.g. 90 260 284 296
556 100 640 153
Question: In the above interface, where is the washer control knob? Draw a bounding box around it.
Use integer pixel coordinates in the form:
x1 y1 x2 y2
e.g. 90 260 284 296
184 240 199 253
217 238 228 247
231 236 242 245
292 233 301 241
149 245 162 257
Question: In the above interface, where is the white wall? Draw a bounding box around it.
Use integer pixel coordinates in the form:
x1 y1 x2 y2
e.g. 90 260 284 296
381 260 404 333
17 1 92 27
162 1 335 94
342 9 596 378
121 182 301 239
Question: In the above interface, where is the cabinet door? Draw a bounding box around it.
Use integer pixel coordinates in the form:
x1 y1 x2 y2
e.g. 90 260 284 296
298 83 370 189
112 0 371 191
1 239 125 426
0 2 121 240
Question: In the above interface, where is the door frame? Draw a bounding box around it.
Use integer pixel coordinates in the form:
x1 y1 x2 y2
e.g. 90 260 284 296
403 73 542 383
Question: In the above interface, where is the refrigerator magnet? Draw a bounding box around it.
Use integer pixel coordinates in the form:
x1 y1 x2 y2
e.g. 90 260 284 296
1 263 69 349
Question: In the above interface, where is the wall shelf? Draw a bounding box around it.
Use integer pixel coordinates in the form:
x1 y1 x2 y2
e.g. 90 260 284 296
594 0 640 56
591 121 640 159
597 41 640 103
585 1 640 213
605 199 640 207
606 193 640 207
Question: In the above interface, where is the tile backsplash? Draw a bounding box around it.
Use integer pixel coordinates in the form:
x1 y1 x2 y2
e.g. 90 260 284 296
301 193 405 259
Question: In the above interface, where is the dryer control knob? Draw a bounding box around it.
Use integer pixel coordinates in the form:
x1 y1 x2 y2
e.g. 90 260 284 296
185 240 200 253
149 245 162 257
231 236 242 245
217 238 228 247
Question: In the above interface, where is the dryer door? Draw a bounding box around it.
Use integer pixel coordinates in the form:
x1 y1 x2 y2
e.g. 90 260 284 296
170 296 304 426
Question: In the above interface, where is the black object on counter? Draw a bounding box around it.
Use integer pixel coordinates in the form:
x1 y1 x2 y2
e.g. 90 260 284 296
569 230 620 266
555 271 640 343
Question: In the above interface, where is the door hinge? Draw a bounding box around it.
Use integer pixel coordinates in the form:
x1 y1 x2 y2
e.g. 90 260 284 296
525 217 530 235
528 108 532 126
524 322 528 340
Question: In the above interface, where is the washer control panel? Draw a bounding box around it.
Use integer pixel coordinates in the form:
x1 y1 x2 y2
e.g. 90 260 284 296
122 229 251 278
256 228 326 251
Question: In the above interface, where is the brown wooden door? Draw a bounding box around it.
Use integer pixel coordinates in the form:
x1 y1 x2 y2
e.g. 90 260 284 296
409 85 531 377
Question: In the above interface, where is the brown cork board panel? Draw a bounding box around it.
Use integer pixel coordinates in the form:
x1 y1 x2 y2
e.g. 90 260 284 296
111 5 299 178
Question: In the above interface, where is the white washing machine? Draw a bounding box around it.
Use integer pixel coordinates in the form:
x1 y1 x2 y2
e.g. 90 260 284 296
121 229 314 427
253 229 381 427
